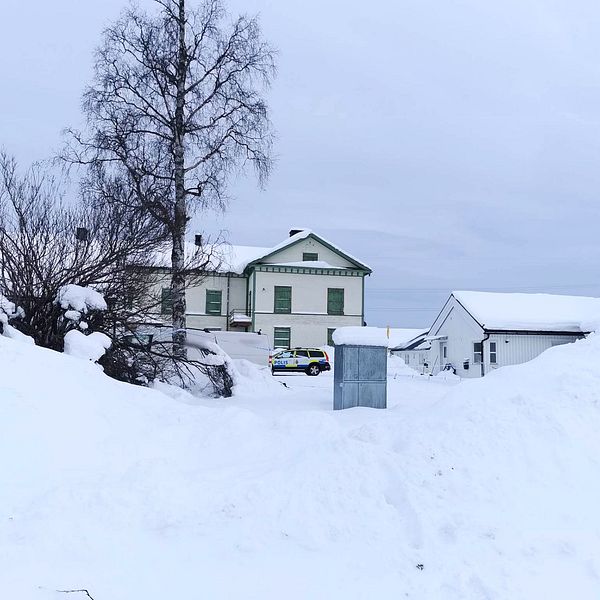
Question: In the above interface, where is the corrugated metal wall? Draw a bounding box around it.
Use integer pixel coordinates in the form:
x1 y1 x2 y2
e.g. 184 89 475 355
334 345 387 410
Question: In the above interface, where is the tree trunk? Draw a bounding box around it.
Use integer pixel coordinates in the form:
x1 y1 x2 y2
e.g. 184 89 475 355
171 0 188 358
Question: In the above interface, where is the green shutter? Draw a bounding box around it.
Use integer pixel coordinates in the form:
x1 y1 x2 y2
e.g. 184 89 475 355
327 288 344 315
273 327 291 349
161 287 172 315
274 286 292 313
303 252 319 261
206 290 222 315
327 328 336 346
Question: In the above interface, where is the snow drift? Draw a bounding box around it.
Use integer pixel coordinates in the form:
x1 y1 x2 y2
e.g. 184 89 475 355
2 332 600 599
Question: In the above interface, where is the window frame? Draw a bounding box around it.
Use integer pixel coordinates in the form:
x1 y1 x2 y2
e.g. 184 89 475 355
327 288 345 316
205 289 223 315
489 341 497 364
273 327 291 349
473 342 483 364
161 287 172 315
302 252 319 262
274 286 292 314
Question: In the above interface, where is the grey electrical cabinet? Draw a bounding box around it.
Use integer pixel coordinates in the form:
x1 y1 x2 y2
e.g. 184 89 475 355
333 344 387 410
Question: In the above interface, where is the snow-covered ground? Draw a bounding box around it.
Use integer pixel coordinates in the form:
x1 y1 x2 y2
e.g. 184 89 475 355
3 335 600 599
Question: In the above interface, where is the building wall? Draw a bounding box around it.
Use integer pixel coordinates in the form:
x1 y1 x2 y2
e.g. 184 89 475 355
429 296 583 377
252 269 364 348
485 333 581 374
429 297 484 378
147 271 247 331
393 349 431 372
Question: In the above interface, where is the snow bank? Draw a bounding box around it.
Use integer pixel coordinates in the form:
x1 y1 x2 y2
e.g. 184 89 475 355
5 329 600 598
332 325 389 346
56 284 107 313
63 330 111 362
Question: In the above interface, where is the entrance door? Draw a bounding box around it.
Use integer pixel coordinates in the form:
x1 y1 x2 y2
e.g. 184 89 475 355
440 341 448 369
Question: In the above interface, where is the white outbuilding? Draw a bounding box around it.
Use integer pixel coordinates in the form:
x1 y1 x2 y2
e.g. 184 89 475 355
427 291 600 377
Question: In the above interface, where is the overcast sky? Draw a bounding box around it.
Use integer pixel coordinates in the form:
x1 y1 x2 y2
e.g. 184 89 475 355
2 0 600 327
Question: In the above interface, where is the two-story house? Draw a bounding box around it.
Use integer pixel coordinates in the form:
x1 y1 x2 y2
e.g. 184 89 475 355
151 229 371 349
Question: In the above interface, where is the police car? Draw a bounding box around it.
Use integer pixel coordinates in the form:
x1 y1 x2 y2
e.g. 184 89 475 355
269 348 331 376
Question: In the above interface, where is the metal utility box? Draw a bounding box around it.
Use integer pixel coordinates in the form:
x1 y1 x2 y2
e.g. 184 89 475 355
333 344 387 410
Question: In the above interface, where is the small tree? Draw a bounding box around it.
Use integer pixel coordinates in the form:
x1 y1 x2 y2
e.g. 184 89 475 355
0 153 236 395
0 152 166 350
66 0 275 357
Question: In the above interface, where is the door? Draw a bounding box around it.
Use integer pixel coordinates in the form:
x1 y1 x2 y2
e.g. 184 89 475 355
440 341 448 369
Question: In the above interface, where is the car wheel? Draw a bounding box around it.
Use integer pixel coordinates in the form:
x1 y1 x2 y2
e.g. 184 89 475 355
306 364 320 376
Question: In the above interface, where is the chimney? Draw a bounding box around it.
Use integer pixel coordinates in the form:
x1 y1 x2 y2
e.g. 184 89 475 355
75 227 89 242
194 234 203 247
289 228 304 237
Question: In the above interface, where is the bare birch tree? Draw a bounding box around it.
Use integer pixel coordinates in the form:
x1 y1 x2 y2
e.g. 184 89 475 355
65 0 275 356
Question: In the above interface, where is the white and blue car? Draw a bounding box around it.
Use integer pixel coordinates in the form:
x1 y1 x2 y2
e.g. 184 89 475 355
269 348 331 376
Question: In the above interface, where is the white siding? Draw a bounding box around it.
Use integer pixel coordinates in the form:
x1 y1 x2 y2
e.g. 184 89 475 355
252 269 363 348
263 238 357 268
429 295 583 377
429 297 484 378
147 273 246 331
485 333 581 373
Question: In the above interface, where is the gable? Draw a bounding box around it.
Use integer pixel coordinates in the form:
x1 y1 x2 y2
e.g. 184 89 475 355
249 232 370 272
429 295 484 338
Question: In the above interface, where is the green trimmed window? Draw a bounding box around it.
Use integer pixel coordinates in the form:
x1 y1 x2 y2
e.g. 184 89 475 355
205 289 222 315
327 328 336 346
161 287 172 315
303 252 319 262
274 286 292 314
327 288 344 315
274 327 291 349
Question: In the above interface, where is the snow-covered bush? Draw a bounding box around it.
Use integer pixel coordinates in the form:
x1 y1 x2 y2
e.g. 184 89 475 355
0 293 33 344
64 330 112 362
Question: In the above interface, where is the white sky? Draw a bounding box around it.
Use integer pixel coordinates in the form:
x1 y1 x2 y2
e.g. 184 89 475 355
2 0 600 326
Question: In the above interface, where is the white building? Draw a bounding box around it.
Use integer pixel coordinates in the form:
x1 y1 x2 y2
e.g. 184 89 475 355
390 330 431 371
150 229 371 349
426 291 600 377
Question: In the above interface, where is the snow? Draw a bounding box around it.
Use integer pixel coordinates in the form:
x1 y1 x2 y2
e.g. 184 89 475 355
56 284 108 313
63 330 111 362
453 290 600 332
148 230 370 274
4 328 600 598
333 326 424 348
333 326 389 346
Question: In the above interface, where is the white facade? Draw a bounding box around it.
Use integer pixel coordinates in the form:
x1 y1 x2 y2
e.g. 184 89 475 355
147 230 370 349
427 293 586 378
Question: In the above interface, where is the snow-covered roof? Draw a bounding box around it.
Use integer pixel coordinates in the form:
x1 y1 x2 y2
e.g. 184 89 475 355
452 291 600 333
389 329 430 351
148 229 371 274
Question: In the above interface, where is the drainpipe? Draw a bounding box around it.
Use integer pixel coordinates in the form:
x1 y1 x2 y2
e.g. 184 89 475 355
225 274 231 331
481 331 490 377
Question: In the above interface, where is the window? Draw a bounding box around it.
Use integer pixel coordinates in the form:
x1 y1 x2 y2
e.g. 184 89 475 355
490 341 497 364
327 328 336 346
303 252 319 262
205 290 222 315
309 350 325 358
295 350 309 358
161 287 172 315
274 327 291 349
327 288 344 315
442 345 447 359
473 342 483 364
274 286 292 313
